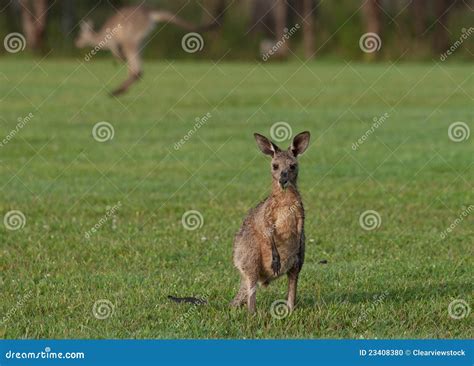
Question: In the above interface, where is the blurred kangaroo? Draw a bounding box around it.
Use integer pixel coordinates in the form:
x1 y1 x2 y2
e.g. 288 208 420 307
75 3 224 96
231 131 310 313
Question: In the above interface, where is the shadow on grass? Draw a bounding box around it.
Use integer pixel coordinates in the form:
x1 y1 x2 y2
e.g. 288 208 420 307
298 281 472 308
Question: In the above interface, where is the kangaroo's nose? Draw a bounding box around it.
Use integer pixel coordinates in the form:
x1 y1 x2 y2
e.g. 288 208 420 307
279 170 289 186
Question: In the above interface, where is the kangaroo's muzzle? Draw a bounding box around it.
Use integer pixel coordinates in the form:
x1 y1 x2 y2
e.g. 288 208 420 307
279 170 289 188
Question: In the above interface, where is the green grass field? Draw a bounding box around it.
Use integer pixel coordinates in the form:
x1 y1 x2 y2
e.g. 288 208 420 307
0 59 472 339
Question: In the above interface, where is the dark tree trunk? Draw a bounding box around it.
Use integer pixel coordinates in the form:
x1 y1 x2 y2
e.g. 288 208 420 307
362 0 382 35
433 0 452 53
274 0 289 58
301 0 315 59
412 0 426 37
61 0 76 36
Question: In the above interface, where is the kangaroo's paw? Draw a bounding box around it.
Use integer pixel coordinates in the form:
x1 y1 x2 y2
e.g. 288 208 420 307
271 256 281 275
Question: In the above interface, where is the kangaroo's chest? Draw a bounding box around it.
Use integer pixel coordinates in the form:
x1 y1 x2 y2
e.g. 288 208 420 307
271 196 303 238
273 206 299 240
265 201 303 274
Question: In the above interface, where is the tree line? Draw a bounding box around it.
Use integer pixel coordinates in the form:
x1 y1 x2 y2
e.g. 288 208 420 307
0 0 472 60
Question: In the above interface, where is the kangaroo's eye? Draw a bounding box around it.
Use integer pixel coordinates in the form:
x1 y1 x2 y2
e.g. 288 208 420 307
290 164 296 171
272 164 279 170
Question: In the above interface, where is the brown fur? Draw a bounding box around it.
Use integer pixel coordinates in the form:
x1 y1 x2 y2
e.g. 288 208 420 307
74 4 224 96
231 131 310 313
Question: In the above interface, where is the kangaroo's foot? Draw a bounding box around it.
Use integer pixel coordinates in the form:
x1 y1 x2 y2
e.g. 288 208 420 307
229 297 246 307
109 72 142 97
230 279 247 307
110 88 127 97
230 289 247 307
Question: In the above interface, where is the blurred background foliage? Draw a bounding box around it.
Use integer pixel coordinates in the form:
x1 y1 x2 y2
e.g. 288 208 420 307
0 0 472 61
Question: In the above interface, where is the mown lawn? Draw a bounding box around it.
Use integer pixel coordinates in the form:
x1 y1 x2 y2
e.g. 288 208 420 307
0 59 472 338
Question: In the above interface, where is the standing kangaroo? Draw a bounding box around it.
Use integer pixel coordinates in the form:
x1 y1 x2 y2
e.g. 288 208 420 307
75 4 223 96
231 131 310 313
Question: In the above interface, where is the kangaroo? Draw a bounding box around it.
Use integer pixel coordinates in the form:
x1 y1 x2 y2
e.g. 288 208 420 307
231 131 310 313
75 4 224 96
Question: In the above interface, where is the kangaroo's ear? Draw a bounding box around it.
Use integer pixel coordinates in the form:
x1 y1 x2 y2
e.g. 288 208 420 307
254 133 281 156
290 131 310 157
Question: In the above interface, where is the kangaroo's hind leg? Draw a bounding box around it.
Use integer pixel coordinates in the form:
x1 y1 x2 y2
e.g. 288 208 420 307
286 269 299 311
230 275 247 307
246 274 258 314
110 43 126 63
110 44 142 96
287 228 305 311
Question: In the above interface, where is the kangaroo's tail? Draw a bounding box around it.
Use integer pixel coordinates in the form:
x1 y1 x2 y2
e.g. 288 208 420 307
168 295 207 305
150 1 226 32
